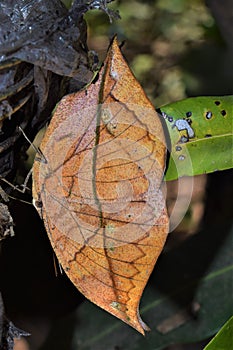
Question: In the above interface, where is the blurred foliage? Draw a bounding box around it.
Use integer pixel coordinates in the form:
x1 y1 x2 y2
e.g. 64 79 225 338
84 0 232 107
62 0 73 8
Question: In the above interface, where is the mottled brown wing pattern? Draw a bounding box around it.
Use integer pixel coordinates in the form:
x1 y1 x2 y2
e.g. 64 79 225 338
33 37 169 334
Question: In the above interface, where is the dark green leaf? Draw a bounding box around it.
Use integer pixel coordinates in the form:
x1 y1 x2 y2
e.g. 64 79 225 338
159 96 233 181
203 316 233 350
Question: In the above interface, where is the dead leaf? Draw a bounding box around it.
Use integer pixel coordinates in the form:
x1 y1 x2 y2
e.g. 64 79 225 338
0 202 14 241
32 37 169 334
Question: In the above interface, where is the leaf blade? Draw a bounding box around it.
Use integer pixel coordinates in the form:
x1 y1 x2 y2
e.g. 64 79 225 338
159 96 233 180
203 316 233 350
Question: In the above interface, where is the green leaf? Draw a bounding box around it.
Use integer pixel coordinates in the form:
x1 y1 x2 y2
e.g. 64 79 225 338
204 316 233 350
158 96 233 181
68 222 233 350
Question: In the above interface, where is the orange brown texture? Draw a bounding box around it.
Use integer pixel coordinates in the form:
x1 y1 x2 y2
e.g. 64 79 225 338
33 37 169 334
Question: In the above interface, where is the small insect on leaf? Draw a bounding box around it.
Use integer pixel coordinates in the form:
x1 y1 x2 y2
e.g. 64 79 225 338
32 37 169 334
